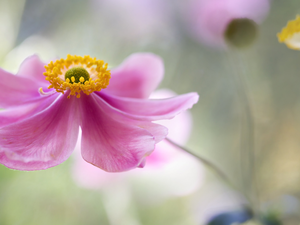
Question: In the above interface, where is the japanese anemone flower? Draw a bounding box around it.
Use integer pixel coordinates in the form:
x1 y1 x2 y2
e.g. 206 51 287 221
0 53 199 172
72 89 204 198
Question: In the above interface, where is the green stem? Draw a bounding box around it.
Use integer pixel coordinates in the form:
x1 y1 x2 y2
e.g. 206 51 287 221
229 50 259 217
165 138 235 189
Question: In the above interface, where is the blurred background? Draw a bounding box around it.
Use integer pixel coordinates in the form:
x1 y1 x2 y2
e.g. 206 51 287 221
0 0 300 224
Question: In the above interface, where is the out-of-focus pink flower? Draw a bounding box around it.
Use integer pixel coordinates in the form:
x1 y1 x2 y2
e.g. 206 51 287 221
0 53 199 172
185 0 270 47
92 0 173 42
72 89 204 198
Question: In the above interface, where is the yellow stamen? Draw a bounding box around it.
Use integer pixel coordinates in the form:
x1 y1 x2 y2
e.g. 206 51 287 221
277 15 300 50
43 55 111 98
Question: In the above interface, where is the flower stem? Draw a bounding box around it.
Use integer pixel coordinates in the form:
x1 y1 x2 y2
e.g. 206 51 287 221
165 138 235 188
229 50 259 217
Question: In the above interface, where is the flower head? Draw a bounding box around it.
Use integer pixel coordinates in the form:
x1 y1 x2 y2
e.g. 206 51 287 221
0 53 199 172
44 55 110 98
277 15 300 50
185 0 270 48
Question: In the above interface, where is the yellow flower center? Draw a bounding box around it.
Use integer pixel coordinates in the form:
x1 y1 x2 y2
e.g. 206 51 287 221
43 55 111 98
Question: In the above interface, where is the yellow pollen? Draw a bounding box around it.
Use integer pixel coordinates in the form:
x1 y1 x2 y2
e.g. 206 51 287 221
278 15 300 48
43 55 111 98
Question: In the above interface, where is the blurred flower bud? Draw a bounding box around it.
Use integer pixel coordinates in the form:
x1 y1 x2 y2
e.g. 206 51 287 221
207 209 253 225
184 0 270 48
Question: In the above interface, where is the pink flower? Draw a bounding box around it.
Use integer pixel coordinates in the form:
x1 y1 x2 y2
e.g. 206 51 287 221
0 53 198 172
185 0 270 47
72 89 204 198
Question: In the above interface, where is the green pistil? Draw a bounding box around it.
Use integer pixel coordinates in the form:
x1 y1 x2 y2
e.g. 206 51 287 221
65 67 90 84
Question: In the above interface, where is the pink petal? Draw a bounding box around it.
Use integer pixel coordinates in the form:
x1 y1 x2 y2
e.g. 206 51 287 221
147 110 193 166
144 89 193 167
79 93 167 172
91 93 168 142
0 93 80 170
72 139 124 189
138 122 167 144
102 53 164 99
0 68 43 108
17 55 49 86
133 122 168 168
97 91 199 121
0 93 60 128
149 89 193 145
